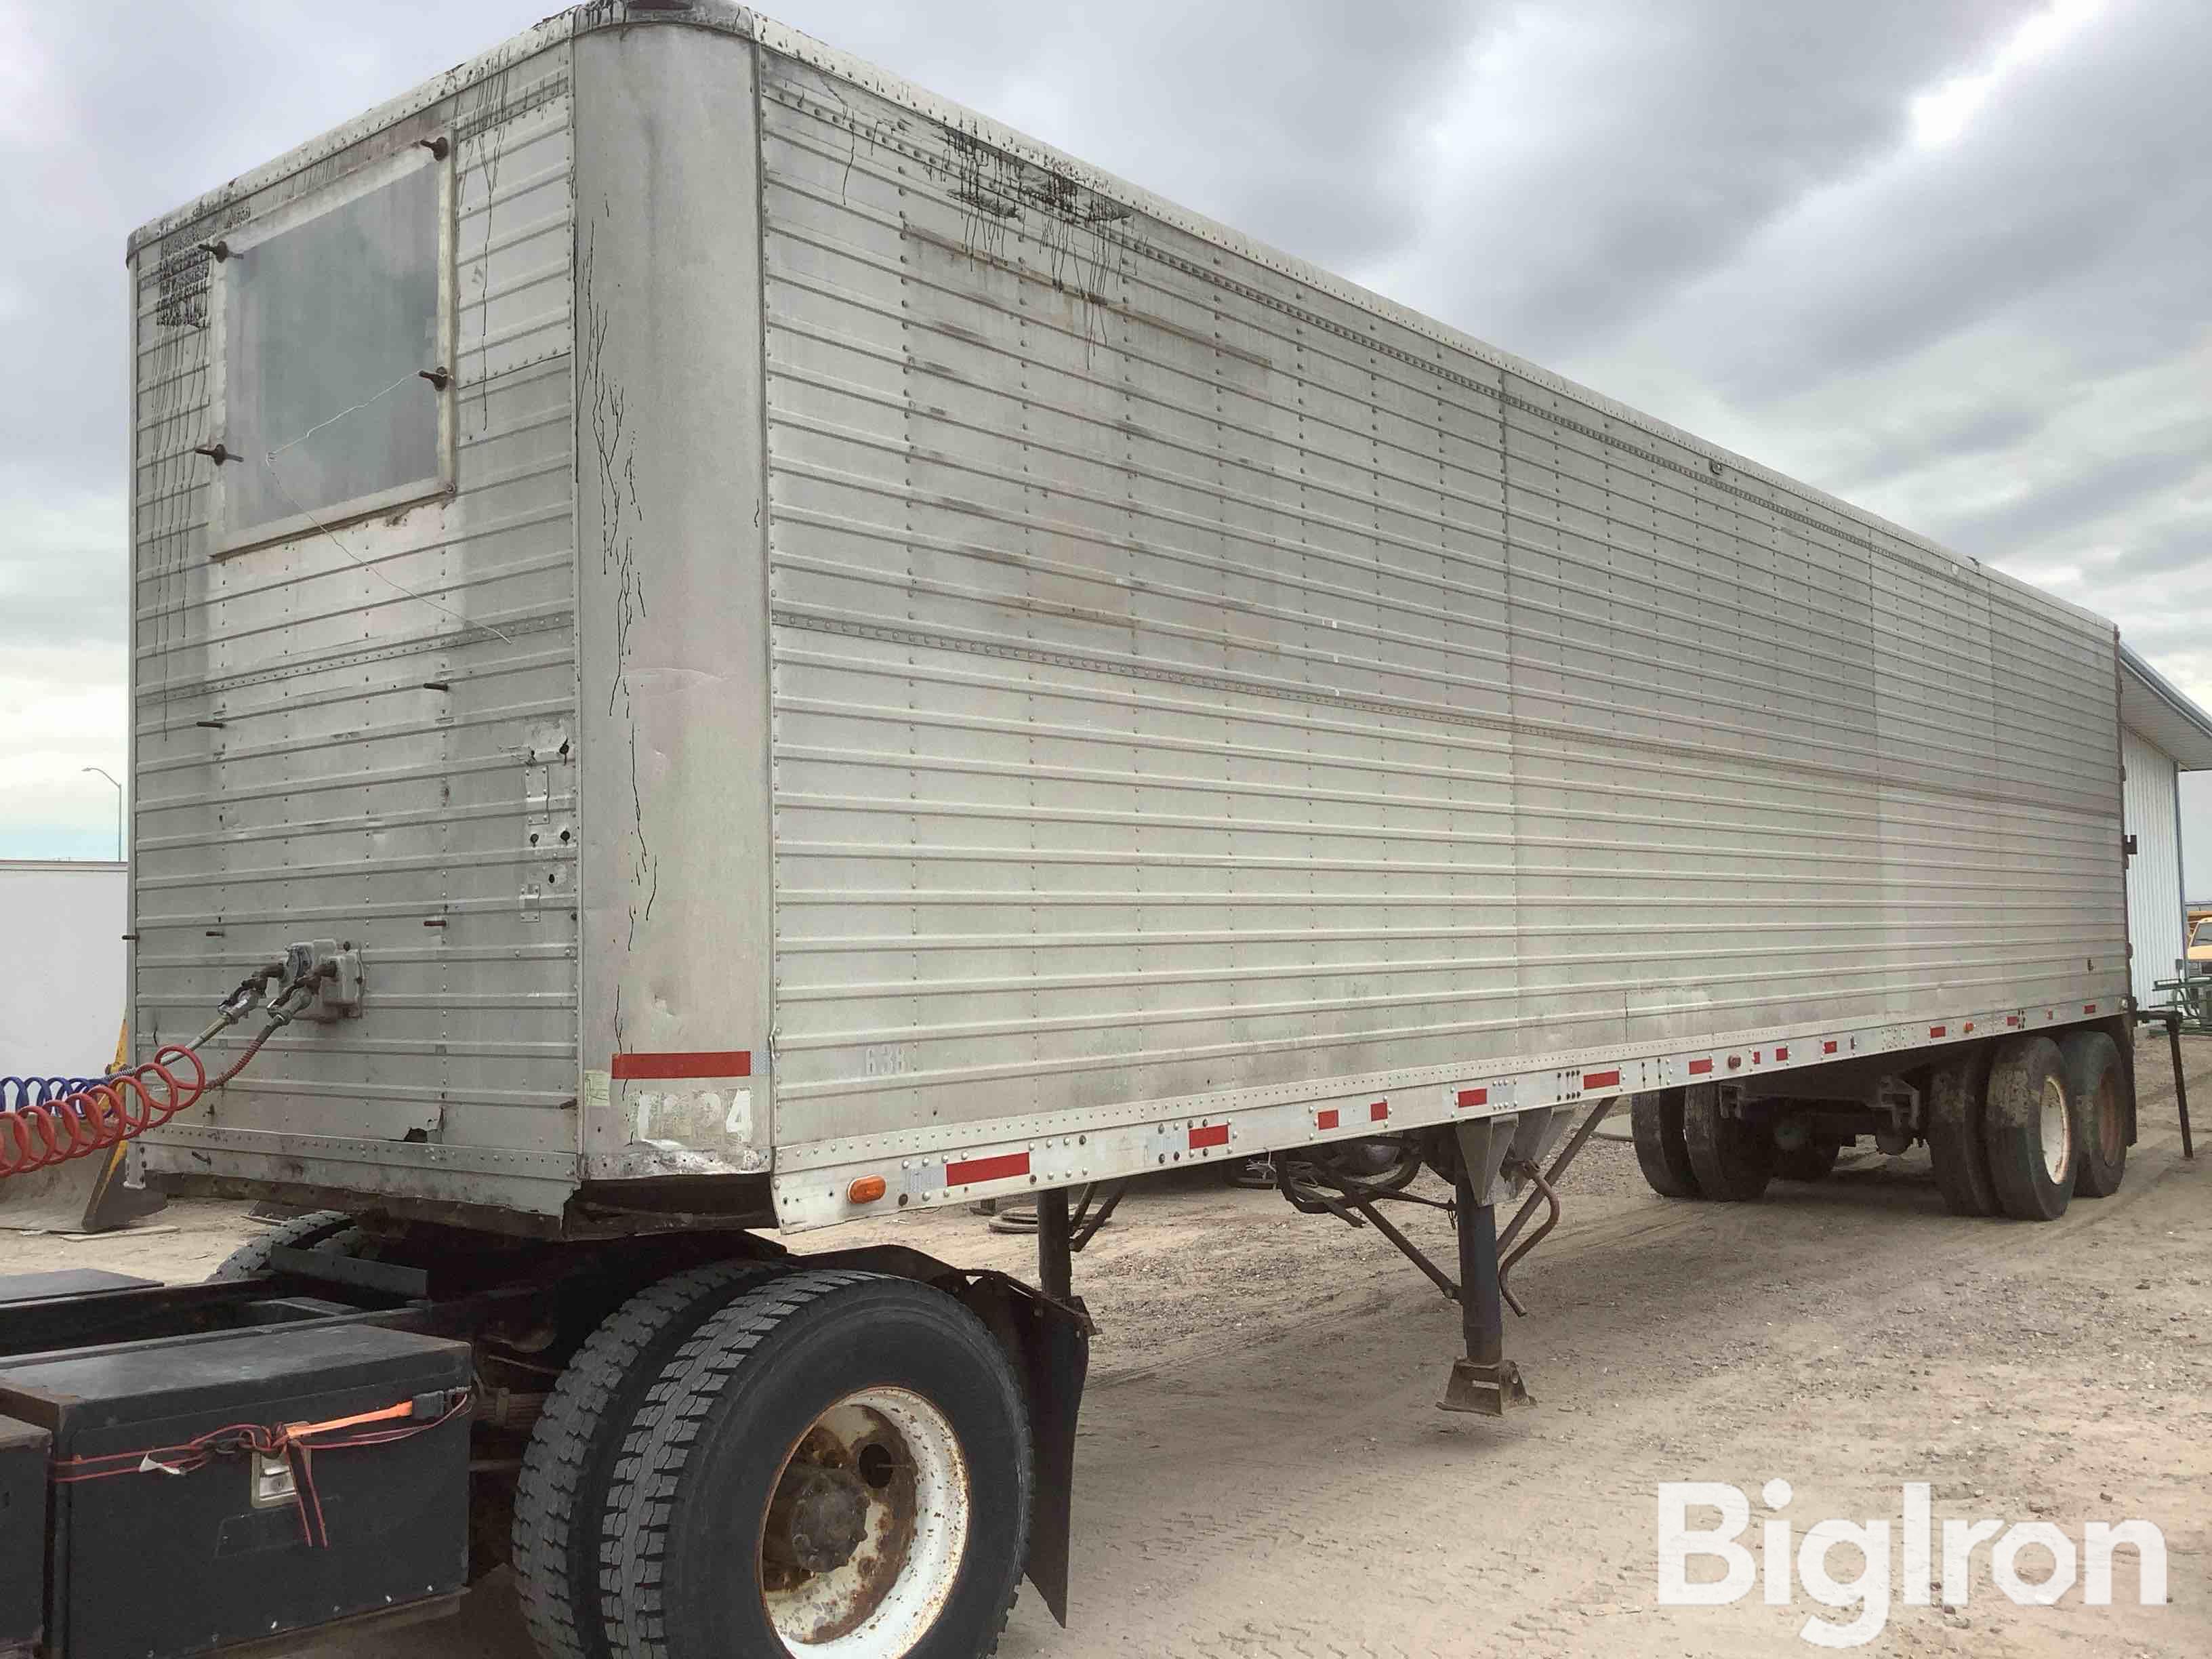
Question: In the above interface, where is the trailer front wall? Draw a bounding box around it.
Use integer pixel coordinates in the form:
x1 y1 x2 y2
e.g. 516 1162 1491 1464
128 35 586 1212
750 44 2128 1183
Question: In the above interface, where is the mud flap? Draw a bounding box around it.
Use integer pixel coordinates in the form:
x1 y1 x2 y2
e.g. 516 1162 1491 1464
958 1271 1090 1627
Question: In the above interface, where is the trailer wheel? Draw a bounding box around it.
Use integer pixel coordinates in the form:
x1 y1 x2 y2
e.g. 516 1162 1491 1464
1926 1047 2000 1216
600 1270 1030 1659
2060 1030 2127 1199
207 1210 365 1279
1681 1084 1772 1202
1982 1035 2074 1222
1630 1090 1702 1198
513 1260 779 1659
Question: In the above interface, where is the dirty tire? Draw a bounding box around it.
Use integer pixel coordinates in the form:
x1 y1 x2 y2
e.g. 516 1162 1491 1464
1983 1034 2074 1222
1926 1047 2000 1217
513 1261 779 1659
600 1270 1031 1659
1631 1090 1702 1198
1773 1136 1841 1183
2060 1030 2127 1199
207 1210 365 1279
1681 1084 1773 1202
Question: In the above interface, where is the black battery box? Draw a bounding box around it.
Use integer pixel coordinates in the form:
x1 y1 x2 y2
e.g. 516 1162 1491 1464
0 1320 470 1659
0 1414 47 1659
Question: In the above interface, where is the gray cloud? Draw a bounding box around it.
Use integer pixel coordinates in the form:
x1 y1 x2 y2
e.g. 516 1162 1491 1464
1675 0 2211 403
1381 0 2036 360
1940 444 2206 560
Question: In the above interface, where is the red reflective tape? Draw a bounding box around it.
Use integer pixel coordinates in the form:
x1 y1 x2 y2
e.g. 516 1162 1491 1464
2085 1004 2097 1015
1775 1046 1789 1061
1582 1069 1620 1090
2006 1015 2020 1027
611 1050 752 1080
945 1151 1029 1187
1456 1087 1488 1108
1822 1040 1838 1054
1369 1101 1389 1122
1317 1109 1340 1130
1189 1124 1229 1151
1687 1059 1713 1076
1929 1026 1946 1039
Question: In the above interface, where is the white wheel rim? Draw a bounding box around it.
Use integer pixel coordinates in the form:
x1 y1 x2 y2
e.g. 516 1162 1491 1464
758 1386 970 1656
2039 1076 2070 1184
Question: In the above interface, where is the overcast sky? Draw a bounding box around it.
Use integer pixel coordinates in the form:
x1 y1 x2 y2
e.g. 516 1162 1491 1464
3 0 2208 874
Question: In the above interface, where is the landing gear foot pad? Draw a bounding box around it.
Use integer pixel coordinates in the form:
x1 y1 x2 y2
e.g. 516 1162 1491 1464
1437 1357 1531 1416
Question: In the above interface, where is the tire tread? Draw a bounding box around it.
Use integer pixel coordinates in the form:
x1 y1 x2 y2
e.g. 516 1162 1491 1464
512 1260 777 1659
1983 1035 2072 1223
1631 1090 1702 1199
1927 1049 2001 1217
1681 1084 1773 1202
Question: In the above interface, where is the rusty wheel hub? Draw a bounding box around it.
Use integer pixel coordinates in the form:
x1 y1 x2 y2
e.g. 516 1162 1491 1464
764 1460 872 1575
757 1388 970 1652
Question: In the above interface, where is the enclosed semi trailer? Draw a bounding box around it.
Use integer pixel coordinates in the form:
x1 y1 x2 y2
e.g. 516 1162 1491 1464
0 5 2146 1658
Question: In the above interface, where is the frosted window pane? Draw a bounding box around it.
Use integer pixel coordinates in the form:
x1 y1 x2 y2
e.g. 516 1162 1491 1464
224 163 441 537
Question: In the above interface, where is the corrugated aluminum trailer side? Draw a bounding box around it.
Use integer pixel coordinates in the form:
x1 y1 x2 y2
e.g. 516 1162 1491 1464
725 19 2127 1226
120 3 2128 1231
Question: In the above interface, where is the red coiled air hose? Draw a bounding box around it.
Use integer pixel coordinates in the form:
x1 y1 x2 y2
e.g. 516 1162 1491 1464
0 967 305 1179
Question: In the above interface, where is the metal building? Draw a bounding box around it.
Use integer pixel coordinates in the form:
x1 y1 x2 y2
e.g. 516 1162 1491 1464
2119 645 2212 1004
0 860 127 1078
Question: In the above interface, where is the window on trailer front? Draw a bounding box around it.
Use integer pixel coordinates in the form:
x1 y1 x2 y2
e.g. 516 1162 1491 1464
219 154 447 548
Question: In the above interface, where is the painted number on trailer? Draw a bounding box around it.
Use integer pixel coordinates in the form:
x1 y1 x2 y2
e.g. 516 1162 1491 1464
863 1046 914 1078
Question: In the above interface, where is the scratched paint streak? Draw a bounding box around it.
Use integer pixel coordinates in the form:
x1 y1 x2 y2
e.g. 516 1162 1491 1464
579 207 657 951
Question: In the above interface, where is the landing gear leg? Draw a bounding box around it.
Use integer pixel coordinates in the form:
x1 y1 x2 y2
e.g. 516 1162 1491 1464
1438 1164 1530 1416
1036 1185 1072 1300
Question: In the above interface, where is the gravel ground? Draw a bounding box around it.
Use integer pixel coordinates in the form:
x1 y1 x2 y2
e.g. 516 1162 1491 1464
12 1034 2208 1658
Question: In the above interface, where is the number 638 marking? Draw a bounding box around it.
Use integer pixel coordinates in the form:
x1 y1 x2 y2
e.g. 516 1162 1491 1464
862 1044 913 1077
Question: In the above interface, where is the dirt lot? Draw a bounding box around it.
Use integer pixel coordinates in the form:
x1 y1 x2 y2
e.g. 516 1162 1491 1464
13 1033 2208 1657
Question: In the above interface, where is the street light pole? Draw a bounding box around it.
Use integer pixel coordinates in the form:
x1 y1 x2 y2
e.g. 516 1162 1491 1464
82 766 123 862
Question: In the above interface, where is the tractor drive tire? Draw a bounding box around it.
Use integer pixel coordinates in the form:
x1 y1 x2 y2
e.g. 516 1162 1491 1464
513 1260 782 1659
1926 1046 2001 1217
1631 1089 1702 1198
207 1210 367 1280
1983 1034 2074 1223
1681 1084 1774 1202
600 1270 1031 1659
2060 1029 2128 1199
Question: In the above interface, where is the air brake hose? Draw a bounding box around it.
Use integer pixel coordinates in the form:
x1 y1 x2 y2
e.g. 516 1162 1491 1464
0 963 314 1179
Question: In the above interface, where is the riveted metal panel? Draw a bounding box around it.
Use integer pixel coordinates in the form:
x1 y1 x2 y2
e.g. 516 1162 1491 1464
748 31 2127 1217
130 39 585 1213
